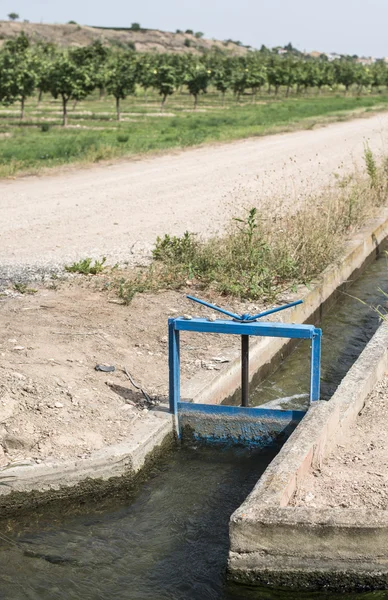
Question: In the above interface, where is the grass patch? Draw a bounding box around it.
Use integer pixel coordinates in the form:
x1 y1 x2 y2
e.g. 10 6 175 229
13 283 38 295
114 151 388 304
1 93 388 177
65 257 106 275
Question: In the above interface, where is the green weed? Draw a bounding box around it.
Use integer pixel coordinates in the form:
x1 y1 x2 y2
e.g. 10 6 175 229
65 257 106 275
13 283 37 294
364 143 378 187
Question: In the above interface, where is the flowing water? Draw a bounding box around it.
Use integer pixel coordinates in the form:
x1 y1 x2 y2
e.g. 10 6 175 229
1 255 388 599
249 254 388 410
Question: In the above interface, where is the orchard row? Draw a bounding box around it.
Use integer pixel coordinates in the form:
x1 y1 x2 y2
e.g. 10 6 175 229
1 34 387 125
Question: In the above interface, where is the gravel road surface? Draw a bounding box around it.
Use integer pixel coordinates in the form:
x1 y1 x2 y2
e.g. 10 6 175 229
1 113 388 283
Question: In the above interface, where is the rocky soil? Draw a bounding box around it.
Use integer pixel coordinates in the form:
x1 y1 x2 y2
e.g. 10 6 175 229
0 20 246 54
0 279 274 465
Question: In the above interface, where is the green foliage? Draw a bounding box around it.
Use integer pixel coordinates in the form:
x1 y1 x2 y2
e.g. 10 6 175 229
184 39 191 48
153 231 198 262
105 53 137 120
46 52 95 125
13 283 37 294
65 257 106 275
154 63 177 105
7 12 19 20
185 62 211 107
130 23 141 31
0 34 39 118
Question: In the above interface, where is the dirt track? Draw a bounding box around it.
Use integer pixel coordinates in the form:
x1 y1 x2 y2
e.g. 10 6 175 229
1 113 388 283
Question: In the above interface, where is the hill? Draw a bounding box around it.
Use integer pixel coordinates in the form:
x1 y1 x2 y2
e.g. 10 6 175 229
0 20 248 55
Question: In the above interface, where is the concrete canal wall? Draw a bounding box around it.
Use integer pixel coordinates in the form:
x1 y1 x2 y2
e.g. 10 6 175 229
228 323 388 591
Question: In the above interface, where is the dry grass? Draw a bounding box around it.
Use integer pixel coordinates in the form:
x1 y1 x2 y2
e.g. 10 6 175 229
98 150 388 304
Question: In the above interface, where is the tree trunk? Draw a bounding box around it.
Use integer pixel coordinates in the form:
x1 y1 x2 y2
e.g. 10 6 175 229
222 91 225 106
62 95 68 127
160 94 167 111
286 84 291 97
275 85 279 96
72 99 78 111
37 88 43 105
116 96 121 121
99 87 105 100
20 96 25 120
268 84 272 95
193 94 198 109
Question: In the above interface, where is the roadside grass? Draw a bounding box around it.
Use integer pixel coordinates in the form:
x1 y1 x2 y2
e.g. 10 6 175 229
1 92 388 177
65 257 107 275
112 149 388 304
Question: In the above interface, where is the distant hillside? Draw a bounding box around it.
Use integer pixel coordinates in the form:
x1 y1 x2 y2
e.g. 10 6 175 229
0 20 248 55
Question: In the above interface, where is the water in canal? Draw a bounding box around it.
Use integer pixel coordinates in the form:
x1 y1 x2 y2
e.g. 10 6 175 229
1 254 388 599
248 253 388 410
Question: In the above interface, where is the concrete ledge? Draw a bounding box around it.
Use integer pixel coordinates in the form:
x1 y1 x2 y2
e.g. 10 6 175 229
228 323 388 590
0 410 173 517
182 208 388 405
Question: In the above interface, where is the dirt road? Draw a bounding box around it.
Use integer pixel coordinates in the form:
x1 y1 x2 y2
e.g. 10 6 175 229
1 113 388 283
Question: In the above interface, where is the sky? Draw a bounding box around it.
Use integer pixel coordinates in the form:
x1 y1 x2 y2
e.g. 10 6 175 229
1 0 387 58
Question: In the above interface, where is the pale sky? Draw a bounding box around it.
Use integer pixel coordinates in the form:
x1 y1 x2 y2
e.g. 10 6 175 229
1 0 387 58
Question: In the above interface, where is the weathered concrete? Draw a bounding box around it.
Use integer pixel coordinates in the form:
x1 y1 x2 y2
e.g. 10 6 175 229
182 208 388 406
228 323 388 590
0 409 173 517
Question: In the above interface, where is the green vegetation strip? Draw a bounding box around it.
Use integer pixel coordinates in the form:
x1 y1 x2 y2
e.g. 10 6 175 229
67 149 387 305
1 96 388 177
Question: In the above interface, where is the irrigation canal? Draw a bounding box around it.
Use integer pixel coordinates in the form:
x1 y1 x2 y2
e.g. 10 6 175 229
1 253 388 599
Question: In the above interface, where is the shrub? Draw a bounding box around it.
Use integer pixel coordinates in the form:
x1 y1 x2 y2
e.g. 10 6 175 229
65 257 106 275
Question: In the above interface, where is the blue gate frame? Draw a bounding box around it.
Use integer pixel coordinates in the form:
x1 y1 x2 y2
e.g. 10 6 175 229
169 316 322 440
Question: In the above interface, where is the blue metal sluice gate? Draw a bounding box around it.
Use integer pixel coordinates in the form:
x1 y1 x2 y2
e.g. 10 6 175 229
169 296 322 447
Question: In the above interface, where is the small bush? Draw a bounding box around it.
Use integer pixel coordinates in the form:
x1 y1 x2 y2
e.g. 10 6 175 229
65 257 106 275
184 39 191 48
40 123 50 133
117 133 129 143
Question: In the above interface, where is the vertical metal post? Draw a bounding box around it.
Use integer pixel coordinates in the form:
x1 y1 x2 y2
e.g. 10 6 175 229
310 329 322 403
168 319 181 434
241 334 249 407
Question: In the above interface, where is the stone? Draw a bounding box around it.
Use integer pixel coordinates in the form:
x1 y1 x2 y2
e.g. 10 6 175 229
0 395 16 423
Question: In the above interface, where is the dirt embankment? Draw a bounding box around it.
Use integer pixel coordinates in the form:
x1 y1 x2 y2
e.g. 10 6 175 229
293 376 388 510
0 20 246 54
0 281 266 466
